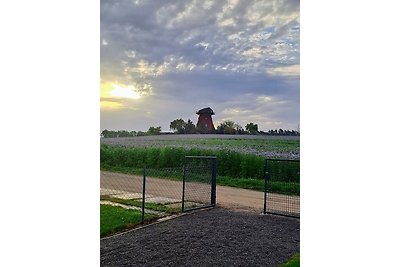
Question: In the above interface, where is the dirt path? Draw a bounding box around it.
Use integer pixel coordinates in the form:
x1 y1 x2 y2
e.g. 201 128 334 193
100 171 299 214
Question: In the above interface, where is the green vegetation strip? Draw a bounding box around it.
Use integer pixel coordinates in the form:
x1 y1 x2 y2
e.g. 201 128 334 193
100 204 155 237
101 145 299 181
101 145 299 195
281 253 300 267
217 176 300 195
101 145 265 179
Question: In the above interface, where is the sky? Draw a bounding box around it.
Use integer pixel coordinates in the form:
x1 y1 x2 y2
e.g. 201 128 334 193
100 0 300 132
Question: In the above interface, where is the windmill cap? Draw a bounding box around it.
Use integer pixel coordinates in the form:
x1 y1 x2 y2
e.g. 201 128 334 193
196 107 215 115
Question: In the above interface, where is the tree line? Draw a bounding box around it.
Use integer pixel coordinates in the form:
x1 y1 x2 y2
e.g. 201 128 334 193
213 120 299 136
101 127 161 138
101 119 299 138
168 118 299 136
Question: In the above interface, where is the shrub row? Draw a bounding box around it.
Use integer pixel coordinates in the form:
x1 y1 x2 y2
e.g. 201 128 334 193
267 160 300 183
101 145 265 179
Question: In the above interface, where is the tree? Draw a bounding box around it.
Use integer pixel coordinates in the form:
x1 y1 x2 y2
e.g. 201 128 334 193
223 120 236 134
101 129 109 138
170 118 186 134
216 120 237 134
245 123 258 134
216 123 224 134
147 126 161 135
119 130 130 137
234 123 243 134
137 131 147 136
184 119 196 134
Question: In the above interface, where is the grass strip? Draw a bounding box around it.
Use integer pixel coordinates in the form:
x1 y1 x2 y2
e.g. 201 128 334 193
100 204 155 237
281 253 300 267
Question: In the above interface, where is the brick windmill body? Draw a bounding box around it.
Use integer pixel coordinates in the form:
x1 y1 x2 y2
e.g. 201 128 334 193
196 107 215 133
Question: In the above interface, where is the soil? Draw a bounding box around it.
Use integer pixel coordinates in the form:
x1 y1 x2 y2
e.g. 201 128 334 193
100 208 300 267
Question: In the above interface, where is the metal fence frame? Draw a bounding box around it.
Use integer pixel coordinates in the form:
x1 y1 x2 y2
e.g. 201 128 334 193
182 156 217 212
263 158 300 218
101 166 184 227
101 156 218 231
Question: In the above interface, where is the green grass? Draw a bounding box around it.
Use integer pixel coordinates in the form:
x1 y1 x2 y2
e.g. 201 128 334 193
217 176 264 191
100 145 265 179
100 204 155 237
217 176 300 195
100 145 298 178
281 253 300 267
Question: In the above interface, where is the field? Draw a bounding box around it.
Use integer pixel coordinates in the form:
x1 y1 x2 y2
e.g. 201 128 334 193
100 134 300 195
101 134 300 159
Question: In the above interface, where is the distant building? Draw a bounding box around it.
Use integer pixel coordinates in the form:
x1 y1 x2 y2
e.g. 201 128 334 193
196 107 215 133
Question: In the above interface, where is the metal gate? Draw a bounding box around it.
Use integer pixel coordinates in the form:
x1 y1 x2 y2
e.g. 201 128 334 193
264 159 300 218
182 156 216 212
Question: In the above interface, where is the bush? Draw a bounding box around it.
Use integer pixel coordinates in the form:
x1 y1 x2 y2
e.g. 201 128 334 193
267 160 300 183
100 145 265 180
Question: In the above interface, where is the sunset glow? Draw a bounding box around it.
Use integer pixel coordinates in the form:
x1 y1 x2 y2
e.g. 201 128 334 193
110 84 141 99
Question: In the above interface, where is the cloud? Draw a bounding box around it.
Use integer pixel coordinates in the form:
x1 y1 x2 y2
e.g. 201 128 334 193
100 100 123 110
100 0 300 131
267 64 300 76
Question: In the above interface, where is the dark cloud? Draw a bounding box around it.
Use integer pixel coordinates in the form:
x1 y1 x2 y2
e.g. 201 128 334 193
153 70 298 102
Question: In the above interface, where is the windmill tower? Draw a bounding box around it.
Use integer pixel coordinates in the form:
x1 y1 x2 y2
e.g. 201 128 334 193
196 107 215 133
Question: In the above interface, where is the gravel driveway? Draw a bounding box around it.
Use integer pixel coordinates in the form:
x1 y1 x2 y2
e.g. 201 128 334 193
101 208 300 267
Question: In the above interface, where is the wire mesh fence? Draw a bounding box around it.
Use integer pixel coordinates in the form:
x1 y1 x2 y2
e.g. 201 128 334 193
182 156 216 212
100 156 217 230
100 168 184 226
143 167 184 216
100 155 300 232
264 159 300 218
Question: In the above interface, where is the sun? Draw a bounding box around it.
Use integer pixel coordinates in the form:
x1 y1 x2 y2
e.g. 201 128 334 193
110 84 141 99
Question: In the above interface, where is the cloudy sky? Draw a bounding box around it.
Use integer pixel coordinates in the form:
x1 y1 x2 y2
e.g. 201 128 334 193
100 0 299 132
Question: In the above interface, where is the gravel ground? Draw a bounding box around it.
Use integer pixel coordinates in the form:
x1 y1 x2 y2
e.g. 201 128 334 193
101 208 300 267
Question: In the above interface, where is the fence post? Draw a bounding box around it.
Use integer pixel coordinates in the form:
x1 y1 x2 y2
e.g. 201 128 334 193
141 165 146 224
211 157 217 207
264 159 268 214
181 157 187 212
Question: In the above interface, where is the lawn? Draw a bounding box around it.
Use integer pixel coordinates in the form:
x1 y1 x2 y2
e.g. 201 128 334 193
281 253 300 267
100 204 154 237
